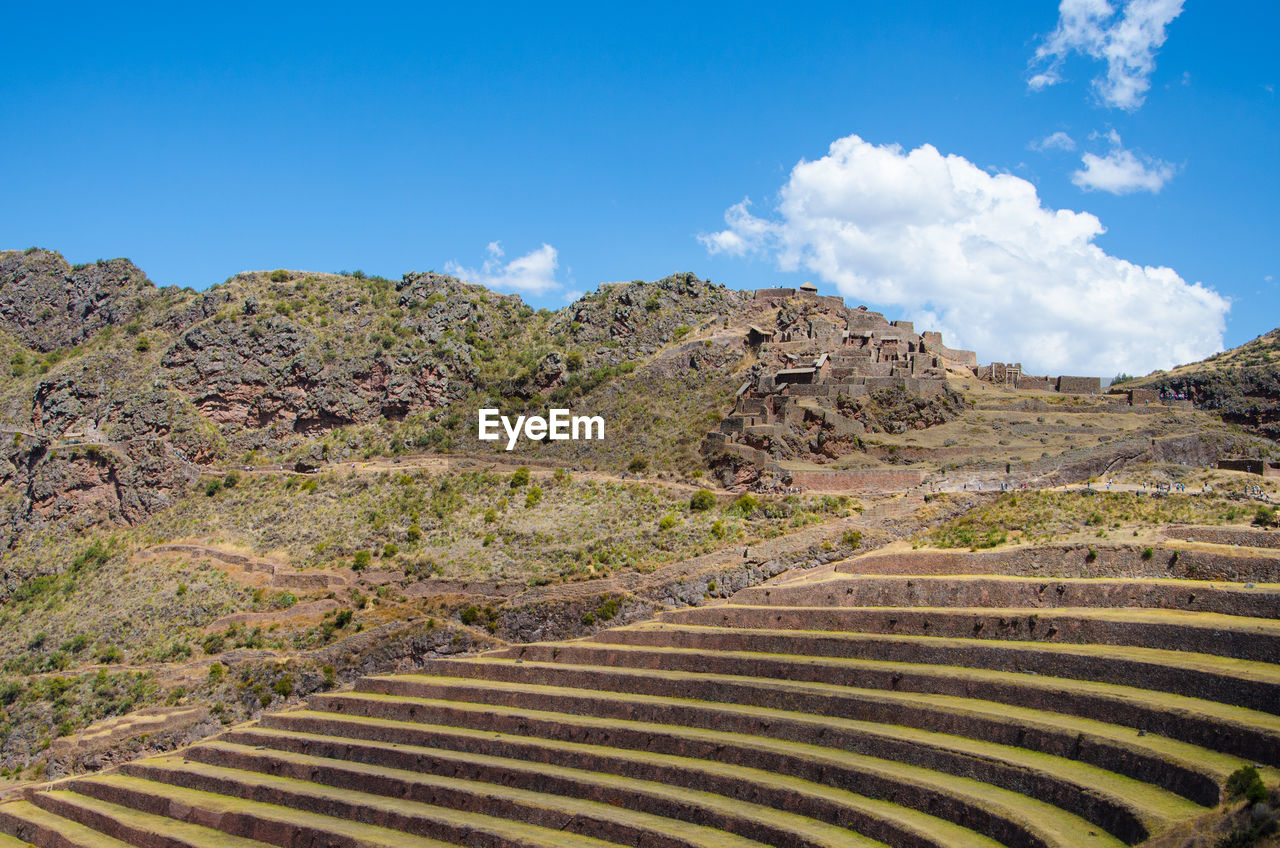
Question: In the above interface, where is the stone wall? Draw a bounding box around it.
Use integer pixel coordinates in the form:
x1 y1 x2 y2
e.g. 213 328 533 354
786 469 927 492
836 543 1279 582
1164 525 1280 549
1057 376 1102 394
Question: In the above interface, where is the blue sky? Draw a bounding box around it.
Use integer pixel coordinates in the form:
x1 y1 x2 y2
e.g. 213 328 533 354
1 2 1275 375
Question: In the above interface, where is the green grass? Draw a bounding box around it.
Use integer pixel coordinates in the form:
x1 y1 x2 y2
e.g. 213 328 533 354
922 491 1242 548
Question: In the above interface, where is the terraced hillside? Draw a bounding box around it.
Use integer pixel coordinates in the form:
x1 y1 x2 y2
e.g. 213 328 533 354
3 542 1279 848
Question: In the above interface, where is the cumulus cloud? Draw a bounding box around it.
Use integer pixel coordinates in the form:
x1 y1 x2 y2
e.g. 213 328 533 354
445 241 562 296
1031 131 1078 152
700 134 1227 376
1030 0 1185 110
1071 130 1176 193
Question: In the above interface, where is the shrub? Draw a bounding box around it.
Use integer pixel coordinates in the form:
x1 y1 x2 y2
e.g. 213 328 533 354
1141 547 1154 561
223 470 241 488
689 489 715 511
134 335 150 352
275 592 298 609
208 663 224 683
269 269 290 282
728 493 759 517
484 508 498 523
352 550 372 571
565 351 584 371
273 675 294 698
710 520 726 539
204 479 223 497
382 542 398 558
96 645 123 664
1085 548 1098 563
510 466 530 488
596 596 621 621
525 486 543 508
459 605 481 625
627 457 649 474
842 529 863 548
1255 506 1278 528
658 514 676 531
1225 765 1268 804
334 609 353 628
322 665 337 689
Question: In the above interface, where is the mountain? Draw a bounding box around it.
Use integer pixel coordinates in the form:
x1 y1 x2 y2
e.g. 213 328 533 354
1127 328 1280 439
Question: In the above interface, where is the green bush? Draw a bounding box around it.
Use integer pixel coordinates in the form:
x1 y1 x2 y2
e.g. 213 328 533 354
842 529 863 548
352 550 372 571
269 269 290 282
525 486 543 508
658 514 676 531
510 466 530 488
204 478 223 496
459 605 481 625
1255 506 1278 528
382 542 398 558
689 489 715 511
1141 547 1154 561
1225 765 1269 804
627 457 649 474
727 493 758 517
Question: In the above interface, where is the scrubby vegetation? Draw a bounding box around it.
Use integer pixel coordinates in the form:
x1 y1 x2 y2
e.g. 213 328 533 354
923 490 1243 548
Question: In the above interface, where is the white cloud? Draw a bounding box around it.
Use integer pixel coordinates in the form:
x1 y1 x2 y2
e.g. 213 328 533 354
1071 130 1175 194
1031 131 1077 152
1030 0 1185 110
445 241 562 296
700 134 1227 376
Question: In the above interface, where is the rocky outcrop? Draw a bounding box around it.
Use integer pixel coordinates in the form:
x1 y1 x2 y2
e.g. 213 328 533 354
0 249 157 351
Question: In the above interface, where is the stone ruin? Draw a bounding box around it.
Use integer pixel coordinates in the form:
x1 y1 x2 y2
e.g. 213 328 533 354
705 287 975 469
975 363 1102 394
705 287 1105 476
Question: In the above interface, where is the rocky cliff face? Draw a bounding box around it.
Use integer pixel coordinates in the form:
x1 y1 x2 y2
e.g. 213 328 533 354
0 249 158 352
0 254 750 548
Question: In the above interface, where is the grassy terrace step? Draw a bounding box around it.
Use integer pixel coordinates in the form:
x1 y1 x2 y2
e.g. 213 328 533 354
226 723 1001 848
593 623 1280 715
501 640 1280 763
179 738 882 848
339 668 1213 843
660 605 1280 662
28 789 276 848
739 576 1280 619
65 770 625 848
276 699 1128 848
0 799 138 848
0 833 30 848
397 658 1274 787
